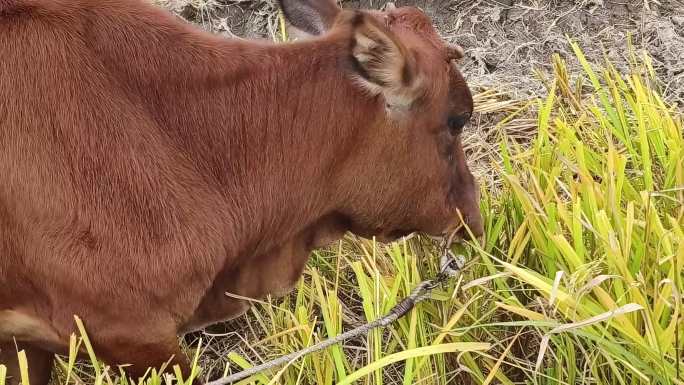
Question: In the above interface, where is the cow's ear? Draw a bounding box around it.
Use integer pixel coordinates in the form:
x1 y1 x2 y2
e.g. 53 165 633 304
278 0 341 36
350 13 422 108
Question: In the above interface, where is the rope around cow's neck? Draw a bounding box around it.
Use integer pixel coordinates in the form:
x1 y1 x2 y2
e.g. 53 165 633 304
203 238 466 385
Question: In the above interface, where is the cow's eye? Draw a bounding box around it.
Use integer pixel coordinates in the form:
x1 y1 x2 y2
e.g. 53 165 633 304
447 113 469 136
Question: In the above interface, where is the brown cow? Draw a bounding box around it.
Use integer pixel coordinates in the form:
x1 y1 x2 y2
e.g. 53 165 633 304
0 0 483 383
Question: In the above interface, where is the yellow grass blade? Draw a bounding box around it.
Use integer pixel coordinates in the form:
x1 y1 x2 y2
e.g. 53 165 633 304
336 343 490 385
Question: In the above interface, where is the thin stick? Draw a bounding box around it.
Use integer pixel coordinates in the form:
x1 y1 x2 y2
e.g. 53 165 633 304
204 254 463 385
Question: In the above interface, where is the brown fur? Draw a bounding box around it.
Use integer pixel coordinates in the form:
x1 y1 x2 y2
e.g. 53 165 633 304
0 0 483 383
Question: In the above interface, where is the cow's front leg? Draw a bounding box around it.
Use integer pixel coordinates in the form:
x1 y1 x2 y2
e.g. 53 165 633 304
0 341 54 385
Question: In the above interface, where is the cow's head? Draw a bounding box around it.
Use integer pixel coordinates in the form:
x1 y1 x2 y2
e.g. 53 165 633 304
279 0 483 243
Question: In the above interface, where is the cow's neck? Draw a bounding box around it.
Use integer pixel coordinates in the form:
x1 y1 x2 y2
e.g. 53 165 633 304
143 33 375 259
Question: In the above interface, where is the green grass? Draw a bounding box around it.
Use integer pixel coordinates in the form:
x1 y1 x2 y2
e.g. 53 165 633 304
477 40 683 384
1 43 682 385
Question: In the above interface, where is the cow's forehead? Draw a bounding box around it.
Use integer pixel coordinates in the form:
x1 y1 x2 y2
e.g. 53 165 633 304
388 7 445 51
